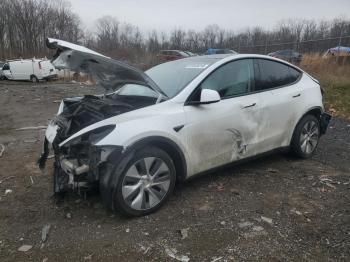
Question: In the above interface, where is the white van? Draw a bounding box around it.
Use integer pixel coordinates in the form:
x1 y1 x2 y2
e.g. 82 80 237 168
2 59 57 82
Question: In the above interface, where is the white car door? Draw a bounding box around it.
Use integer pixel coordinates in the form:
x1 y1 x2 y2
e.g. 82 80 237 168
184 59 270 176
253 59 303 150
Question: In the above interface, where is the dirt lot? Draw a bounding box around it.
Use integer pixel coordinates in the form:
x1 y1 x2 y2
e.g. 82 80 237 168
0 82 349 262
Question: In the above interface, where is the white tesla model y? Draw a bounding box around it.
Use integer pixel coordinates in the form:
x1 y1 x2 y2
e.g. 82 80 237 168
38 39 331 216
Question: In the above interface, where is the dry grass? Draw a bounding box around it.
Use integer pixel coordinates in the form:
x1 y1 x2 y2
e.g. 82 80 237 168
300 54 350 119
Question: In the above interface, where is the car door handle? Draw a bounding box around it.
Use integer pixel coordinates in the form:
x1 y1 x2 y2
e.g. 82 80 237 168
292 93 301 98
243 103 256 108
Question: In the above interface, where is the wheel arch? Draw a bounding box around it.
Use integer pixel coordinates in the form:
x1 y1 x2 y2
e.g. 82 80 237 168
304 106 323 119
290 106 323 144
30 74 38 82
125 136 188 182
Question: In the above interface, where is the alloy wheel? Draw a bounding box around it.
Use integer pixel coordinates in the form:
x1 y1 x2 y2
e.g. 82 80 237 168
300 120 319 154
121 157 171 210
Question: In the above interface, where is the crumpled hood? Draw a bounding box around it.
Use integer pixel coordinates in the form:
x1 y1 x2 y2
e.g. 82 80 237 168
46 38 165 96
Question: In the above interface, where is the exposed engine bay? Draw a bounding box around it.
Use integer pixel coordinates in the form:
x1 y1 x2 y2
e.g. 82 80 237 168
53 93 157 144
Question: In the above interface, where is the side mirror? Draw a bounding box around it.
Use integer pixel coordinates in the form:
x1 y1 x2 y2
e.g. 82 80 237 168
199 89 221 104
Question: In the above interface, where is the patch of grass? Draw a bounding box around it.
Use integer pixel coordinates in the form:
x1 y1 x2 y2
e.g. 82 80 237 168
300 54 350 119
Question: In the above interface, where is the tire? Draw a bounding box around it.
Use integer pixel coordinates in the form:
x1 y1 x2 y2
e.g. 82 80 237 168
290 114 320 158
30 75 39 83
104 146 176 216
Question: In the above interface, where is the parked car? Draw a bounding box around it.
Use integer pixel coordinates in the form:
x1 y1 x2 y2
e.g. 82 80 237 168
268 50 302 63
205 48 237 55
323 46 350 57
2 59 57 82
39 38 331 217
157 50 189 61
184 51 197 56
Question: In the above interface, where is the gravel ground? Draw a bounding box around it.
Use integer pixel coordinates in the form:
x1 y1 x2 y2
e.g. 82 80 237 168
0 82 349 262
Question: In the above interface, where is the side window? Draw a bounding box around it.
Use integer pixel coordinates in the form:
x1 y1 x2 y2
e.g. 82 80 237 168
288 66 301 82
200 59 254 98
2 64 10 70
254 59 300 91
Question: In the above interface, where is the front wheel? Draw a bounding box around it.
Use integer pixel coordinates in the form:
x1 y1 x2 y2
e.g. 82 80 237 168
106 147 176 216
290 114 320 158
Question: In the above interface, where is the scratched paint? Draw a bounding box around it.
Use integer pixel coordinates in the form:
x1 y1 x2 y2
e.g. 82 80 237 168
226 128 247 160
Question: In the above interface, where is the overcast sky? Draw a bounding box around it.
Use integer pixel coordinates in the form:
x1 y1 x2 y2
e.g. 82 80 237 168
68 0 350 33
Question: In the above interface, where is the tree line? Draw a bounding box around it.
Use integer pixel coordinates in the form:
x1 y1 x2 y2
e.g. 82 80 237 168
0 0 349 62
0 0 81 59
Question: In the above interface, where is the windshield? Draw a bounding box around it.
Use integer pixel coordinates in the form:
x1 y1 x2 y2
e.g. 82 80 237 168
145 57 219 98
117 84 158 98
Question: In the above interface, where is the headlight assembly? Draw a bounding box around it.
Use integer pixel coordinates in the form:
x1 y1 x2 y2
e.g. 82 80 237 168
62 125 116 147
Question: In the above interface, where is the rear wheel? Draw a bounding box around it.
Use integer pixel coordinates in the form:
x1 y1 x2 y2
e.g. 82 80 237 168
106 147 176 216
291 114 320 158
30 75 39 83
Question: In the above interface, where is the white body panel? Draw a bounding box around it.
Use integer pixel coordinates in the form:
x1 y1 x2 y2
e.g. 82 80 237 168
48 54 324 179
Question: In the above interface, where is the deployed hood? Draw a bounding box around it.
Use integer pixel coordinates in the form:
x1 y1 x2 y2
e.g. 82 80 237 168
46 38 166 96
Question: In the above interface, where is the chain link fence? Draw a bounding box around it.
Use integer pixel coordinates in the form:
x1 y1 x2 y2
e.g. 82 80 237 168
236 35 350 55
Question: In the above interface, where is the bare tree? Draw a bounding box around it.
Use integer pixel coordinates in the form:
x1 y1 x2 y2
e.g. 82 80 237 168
0 3 349 63
0 0 82 60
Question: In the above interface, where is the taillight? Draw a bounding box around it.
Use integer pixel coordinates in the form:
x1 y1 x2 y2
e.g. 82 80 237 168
38 62 42 70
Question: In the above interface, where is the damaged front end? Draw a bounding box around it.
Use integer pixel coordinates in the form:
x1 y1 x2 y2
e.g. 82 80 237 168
51 125 119 194
38 38 165 194
38 99 122 194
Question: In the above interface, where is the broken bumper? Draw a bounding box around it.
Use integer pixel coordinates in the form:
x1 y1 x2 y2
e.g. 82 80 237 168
54 144 123 192
38 119 120 193
320 112 332 135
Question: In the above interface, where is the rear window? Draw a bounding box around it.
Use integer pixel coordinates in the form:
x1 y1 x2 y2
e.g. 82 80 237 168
254 59 301 91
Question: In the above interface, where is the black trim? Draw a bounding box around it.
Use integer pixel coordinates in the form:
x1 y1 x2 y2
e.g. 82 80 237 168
185 57 303 105
173 125 185 132
186 99 220 106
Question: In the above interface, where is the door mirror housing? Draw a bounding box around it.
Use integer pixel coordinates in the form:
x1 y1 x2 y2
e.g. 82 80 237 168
199 89 221 104
186 88 221 105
